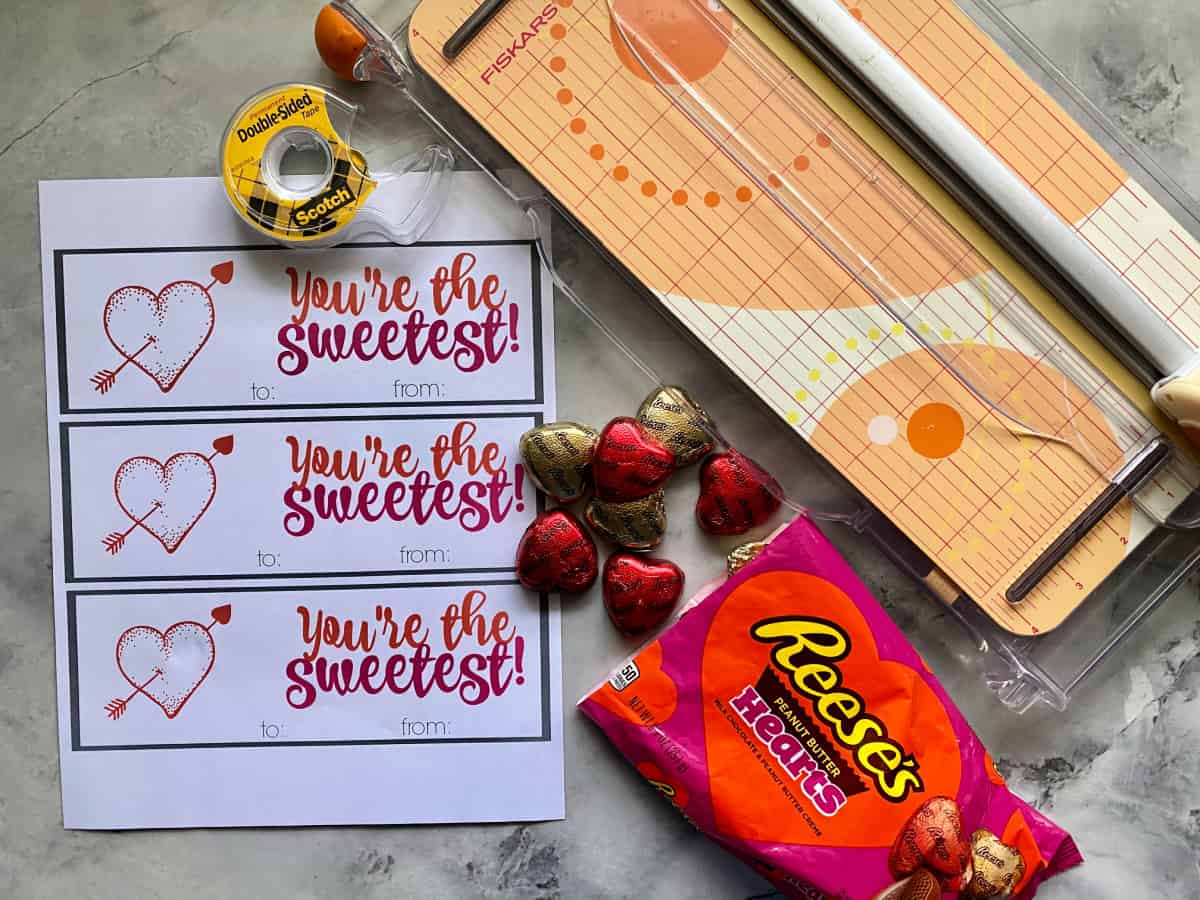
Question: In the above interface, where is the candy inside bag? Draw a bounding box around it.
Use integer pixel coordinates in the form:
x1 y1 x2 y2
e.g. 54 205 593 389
579 516 1081 899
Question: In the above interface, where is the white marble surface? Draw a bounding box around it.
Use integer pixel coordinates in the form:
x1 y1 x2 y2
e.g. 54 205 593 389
1 1 1199 898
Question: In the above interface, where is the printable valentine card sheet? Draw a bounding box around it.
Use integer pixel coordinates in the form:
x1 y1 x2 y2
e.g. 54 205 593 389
62 415 536 581
40 175 563 828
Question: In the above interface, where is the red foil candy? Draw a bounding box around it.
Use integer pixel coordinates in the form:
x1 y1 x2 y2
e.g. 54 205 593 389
602 553 685 637
593 417 676 502
515 509 598 594
889 796 972 888
695 449 782 535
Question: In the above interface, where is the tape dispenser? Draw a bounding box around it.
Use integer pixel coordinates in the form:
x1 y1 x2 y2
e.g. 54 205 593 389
221 82 453 246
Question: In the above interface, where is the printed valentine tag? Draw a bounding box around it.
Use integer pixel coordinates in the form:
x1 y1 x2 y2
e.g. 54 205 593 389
57 243 545 412
62 415 537 581
72 583 546 749
40 175 563 829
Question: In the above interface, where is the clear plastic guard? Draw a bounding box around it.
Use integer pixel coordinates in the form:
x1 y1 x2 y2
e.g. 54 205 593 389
961 0 1200 252
525 197 865 532
309 0 1200 712
605 0 1194 525
355 144 455 243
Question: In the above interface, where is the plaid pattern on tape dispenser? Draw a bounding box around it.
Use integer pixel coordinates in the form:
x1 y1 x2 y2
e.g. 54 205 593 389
221 83 453 246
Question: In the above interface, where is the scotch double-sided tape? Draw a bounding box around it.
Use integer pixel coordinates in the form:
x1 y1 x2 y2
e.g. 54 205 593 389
221 83 377 244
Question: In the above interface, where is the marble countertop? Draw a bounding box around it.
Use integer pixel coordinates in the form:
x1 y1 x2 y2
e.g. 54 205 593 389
1 1 1198 898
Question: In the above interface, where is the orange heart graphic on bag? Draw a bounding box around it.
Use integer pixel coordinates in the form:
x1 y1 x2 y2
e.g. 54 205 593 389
700 570 961 847
590 641 678 728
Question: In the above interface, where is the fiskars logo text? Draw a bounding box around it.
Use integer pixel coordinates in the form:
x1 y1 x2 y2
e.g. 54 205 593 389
480 4 559 86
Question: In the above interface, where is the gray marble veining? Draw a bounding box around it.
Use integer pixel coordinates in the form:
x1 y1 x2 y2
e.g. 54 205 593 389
1 1 1199 898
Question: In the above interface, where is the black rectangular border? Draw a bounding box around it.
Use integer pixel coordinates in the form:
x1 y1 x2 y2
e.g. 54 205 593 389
68 580 551 751
54 240 545 415
62 411 543 584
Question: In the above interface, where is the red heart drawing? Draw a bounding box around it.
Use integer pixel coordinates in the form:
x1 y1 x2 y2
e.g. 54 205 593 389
602 553 684 637
103 280 215 392
515 509 599 593
695 449 782 535
209 260 235 285
593 417 676 502
114 453 217 553
115 621 216 718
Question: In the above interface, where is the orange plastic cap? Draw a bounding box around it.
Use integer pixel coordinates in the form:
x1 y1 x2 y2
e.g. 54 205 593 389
315 5 368 82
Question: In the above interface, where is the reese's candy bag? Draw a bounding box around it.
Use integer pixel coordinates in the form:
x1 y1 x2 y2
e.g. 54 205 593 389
580 516 1081 899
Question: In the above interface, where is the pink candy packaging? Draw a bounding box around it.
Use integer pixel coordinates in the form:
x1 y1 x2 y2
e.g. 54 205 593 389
580 516 1081 899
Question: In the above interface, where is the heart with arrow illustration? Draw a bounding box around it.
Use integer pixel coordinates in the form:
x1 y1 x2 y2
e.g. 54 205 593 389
103 434 235 555
92 260 234 395
107 604 232 720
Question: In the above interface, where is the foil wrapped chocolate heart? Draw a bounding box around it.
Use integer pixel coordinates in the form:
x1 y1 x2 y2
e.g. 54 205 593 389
726 540 767 575
593 417 676 502
888 796 972 888
515 509 598 594
636 385 716 467
518 421 599 502
695 450 782 535
872 869 941 900
963 829 1026 899
602 552 684 637
584 491 667 550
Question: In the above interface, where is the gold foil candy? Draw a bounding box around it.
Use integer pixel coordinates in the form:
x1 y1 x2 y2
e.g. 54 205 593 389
727 540 767 575
963 829 1026 899
872 870 940 900
636 385 716 467
584 491 667 551
519 422 599 502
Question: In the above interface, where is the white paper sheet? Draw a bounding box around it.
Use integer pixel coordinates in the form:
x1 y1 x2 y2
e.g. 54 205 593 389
39 175 563 829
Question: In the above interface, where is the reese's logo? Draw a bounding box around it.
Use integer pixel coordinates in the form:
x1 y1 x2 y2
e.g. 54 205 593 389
751 615 924 803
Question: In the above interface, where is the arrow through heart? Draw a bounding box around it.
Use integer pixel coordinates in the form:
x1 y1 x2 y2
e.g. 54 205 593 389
102 435 235 555
106 604 232 720
91 260 233 395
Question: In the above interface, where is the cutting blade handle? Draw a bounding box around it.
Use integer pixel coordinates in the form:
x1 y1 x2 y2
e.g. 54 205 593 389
1154 363 1200 449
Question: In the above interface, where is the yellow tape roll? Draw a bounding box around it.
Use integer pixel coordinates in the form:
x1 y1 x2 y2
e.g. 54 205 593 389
221 83 377 244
